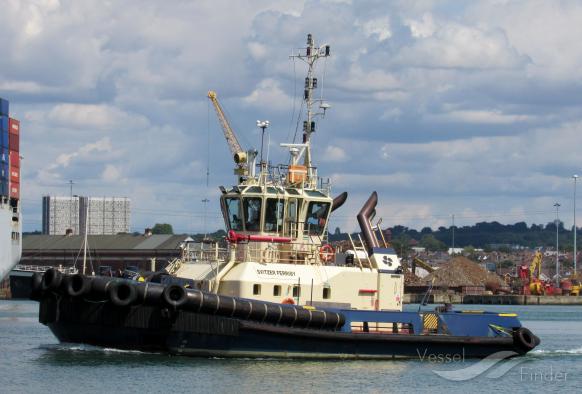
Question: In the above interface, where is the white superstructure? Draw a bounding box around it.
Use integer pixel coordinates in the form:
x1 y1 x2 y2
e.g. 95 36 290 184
165 34 405 311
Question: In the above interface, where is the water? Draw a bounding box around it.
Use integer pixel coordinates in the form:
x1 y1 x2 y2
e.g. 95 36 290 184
1 301 580 393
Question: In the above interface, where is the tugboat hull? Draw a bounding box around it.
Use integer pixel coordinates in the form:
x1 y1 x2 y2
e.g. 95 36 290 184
39 293 536 359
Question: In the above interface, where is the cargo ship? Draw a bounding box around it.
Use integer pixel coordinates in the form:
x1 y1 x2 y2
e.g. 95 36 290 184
0 97 22 282
30 35 540 358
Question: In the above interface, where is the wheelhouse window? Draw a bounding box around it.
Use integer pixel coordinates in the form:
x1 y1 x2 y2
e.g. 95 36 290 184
243 197 262 232
285 198 300 238
305 201 330 235
273 285 281 296
265 198 284 233
224 197 243 231
253 284 261 295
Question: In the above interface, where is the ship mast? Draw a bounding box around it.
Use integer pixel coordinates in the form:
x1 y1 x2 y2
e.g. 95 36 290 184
290 34 331 169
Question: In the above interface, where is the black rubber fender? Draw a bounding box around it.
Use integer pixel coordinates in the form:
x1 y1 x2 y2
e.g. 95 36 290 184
108 281 138 307
66 274 93 297
513 327 540 351
90 276 117 297
163 285 188 308
136 282 166 305
41 268 63 292
30 272 44 301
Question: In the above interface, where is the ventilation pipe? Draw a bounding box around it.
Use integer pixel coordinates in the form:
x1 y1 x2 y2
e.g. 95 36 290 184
331 192 348 212
357 192 380 254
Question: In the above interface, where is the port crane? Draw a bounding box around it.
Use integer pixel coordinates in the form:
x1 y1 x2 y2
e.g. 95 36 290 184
207 90 256 177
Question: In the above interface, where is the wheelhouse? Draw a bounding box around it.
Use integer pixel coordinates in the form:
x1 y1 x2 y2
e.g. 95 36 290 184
220 185 332 240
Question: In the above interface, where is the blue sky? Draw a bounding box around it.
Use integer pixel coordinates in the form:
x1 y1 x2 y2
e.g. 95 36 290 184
2 0 582 234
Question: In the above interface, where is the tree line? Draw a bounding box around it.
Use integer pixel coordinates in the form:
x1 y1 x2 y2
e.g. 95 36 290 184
329 221 580 253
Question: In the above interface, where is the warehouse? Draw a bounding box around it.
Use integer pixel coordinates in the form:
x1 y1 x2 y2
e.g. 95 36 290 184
20 233 192 273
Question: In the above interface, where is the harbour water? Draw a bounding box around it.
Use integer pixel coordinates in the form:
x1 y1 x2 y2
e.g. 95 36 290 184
1 301 580 393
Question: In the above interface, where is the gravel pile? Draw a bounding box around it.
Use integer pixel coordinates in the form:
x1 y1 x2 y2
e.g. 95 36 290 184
405 270 422 285
421 256 504 287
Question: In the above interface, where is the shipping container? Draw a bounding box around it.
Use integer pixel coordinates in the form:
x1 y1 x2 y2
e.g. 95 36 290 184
1 129 8 147
1 161 8 178
1 178 8 197
0 115 8 132
9 151 19 168
1 147 8 163
10 180 19 199
9 133 19 152
10 166 19 183
8 118 19 136
0 98 8 117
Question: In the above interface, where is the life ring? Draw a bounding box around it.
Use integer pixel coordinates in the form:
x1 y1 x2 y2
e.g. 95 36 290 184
319 244 335 263
513 327 538 351
282 297 295 305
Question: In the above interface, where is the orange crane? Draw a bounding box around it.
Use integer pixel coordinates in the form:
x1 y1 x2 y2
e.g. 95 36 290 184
207 90 255 175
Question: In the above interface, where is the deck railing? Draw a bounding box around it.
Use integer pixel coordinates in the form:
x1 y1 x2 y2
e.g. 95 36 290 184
13 264 78 275
181 239 331 266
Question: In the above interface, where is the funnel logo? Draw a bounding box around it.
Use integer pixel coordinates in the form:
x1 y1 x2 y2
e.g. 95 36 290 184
419 350 527 381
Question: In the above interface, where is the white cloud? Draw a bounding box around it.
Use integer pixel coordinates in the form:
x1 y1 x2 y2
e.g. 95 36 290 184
46 104 150 131
56 137 112 168
394 23 527 70
102 164 124 183
340 65 401 93
428 109 534 125
358 16 392 42
242 78 291 111
322 145 347 162
405 13 437 38
468 0 582 79
37 137 114 182
248 42 268 60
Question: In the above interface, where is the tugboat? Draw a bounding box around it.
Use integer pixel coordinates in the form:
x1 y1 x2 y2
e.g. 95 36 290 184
30 34 540 359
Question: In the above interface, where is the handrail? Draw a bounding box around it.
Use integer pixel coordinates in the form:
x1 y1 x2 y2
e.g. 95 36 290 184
13 264 78 274
181 238 341 266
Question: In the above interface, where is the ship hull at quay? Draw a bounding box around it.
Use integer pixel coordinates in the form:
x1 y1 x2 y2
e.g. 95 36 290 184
0 205 21 282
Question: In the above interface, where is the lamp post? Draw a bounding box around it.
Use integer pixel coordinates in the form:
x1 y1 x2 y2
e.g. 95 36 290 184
574 175 579 276
202 198 210 239
450 214 455 256
554 202 561 287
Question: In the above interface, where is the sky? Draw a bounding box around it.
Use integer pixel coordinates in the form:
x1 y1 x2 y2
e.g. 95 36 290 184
2 0 582 234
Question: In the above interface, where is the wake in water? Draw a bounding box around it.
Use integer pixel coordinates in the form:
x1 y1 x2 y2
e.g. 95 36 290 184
530 347 582 357
39 343 156 355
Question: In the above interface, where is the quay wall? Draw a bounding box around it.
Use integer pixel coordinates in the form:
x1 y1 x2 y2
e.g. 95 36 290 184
404 293 582 305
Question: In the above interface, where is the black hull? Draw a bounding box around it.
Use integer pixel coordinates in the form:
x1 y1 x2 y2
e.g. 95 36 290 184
40 296 528 359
